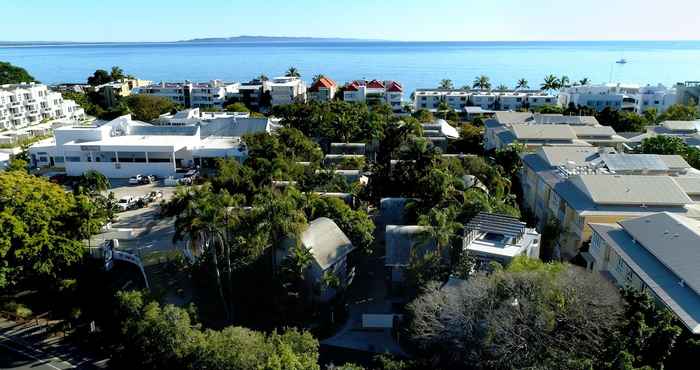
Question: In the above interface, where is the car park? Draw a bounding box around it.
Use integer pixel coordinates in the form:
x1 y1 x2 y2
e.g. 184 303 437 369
116 196 135 212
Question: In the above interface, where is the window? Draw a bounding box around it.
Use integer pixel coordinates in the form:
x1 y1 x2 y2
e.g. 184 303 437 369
615 255 626 274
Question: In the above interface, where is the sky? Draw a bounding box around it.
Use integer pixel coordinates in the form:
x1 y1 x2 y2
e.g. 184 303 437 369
2 0 700 42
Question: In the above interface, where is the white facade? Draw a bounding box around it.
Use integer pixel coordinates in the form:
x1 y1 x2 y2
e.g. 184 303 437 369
412 89 555 112
136 80 239 109
0 83 85 130
343 80 404 112
269 76 307 106
559 83 678 114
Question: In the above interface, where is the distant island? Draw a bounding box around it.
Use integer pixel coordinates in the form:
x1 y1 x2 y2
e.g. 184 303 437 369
177 35 378 43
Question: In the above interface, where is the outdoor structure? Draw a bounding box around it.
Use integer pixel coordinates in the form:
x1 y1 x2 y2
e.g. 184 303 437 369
269 76 307 106
27 114 266 177
520 145 700 259
308 76 338 102
463 212 541 268
0 82 85 130
281 218 356 303
421 119 460 150
589 212 700 334
136 80 239 109
343 80 403 112
484 112 626 151
385 225 433 285
558 83 678 114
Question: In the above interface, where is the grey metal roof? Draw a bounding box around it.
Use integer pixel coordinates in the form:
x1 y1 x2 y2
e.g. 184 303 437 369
128 125 198 136
600 153 669 172
465 212 526 239
301 217 355 270
674 177 700 195
385 225 432 266
571 175 692 206
590 220 700 334
571 125 616 138
659 155 691 170
199 118 270 137
533 114 599 126
511 125 576 141
538 146 613 167
494 111 534 125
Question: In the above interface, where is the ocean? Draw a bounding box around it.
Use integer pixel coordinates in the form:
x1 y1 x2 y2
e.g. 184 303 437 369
1 41 699 94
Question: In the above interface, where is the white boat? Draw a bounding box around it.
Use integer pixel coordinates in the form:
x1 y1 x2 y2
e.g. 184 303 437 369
616 58 628 64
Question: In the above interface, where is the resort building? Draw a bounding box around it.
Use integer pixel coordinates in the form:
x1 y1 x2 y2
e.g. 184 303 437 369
226 79 271 111
343 80 403 112
308 76 338 102
0 83 85 130
484 112 626 151
588 212 700 334
519 145 700 259
269 76 307 106
412 89 556 112
136 80 239 109
28 113 273 177
558 83 678 114
625 120 700 149
463 212 541 268
92 78 152 107
676 81 700 106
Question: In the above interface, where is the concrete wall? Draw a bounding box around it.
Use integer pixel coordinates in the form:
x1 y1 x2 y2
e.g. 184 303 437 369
65 161 176 178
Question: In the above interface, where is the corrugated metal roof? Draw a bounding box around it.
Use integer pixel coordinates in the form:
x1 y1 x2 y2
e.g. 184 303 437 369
465 212 526 239
301 217 355 270
512 125 576 140
600 153 669 172
674 177 700 195
385 225 432 266
199 118 270 137
571 125 616 137
538 146 613 167
494 111 533 125
571 175 692 206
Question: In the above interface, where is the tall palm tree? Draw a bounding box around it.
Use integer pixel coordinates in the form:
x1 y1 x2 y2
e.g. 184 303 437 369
439 79 454 89
541 74 561 93
285 67 301 78
516 78 529 89
559 75 571 89
496 84 509 91
579 78 590 86
472 75 491 90
418 207 462 265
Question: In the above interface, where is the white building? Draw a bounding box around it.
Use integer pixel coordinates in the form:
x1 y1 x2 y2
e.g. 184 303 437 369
136 80 239 109
412 89 556 112
559 83 678 114
463 212 540 268
28 114 273 178
0 83 85 130
344 80 403 112
269 76 307 106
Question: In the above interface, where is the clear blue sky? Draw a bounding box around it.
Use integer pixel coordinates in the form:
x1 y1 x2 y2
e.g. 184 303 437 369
3 0 699 42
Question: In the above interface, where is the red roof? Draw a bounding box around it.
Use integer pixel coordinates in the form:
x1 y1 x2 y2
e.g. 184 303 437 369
386 81 403 92
344 81 361 91
367 79 385 89
309 76 337 91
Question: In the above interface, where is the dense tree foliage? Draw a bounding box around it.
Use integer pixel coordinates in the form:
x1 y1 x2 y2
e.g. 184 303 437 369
0 61 36 84
640 135 700 169
596 107 648 132
124 94 176 122
406 258 623 369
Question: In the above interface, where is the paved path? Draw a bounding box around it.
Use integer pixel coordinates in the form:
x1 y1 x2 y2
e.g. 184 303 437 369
0 336 75 370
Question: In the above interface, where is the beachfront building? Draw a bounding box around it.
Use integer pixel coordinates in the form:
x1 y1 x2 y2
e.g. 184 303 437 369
269 76 307 106
588 212 700 334
463 212 541 268
0 83 85 130
484 112 625 151
136 80 239 109
92 78 152 107
27 113 273 177
519 145 700 259
412 89 557 112
308 76 338 102
343 80 404 112
558 83 678 114
225 79 271 111
625 120 700 149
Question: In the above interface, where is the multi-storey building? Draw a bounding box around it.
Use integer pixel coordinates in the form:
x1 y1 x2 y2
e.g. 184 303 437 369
589 212 700 334
558 83 678 114
225 79 271 111
308 76 337 102
343 80 403 112
136 80 239 109
412 89 556 112
0 83 85 130
519 145 700 259
92 79 152 107
269 76 307 106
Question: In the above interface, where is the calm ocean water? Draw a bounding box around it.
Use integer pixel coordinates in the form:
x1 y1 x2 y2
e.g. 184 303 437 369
1 41 699 94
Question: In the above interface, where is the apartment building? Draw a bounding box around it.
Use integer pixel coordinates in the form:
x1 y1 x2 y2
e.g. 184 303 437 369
626 120 700 149
0 83 85 130
28 114 273 177
343 80 403 112
225 79 271 111
484 112 626 151
520 145 700 259
463 212 540 269
559 83 678 114
589 212 700 334
269 76 306 106
92 78 152 107
308 76 337 102
413 89 470 111
412 89 556 112
677 81 700 106
136 80 239 109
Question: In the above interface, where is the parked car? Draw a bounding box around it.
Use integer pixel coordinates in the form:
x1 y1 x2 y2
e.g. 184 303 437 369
128 175 143 185
116 196 135 212
146 190 163 203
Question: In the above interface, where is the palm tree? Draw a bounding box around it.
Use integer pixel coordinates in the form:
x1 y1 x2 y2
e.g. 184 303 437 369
559 75 571 89
516 78 529 89
418 207 462 265
472 75 491 90
258 74 269 82
541 74 561 93
285 67 301 78
579 78 590 86
312 74 325 83
438 79 454 89
437 101 451 120
496 84 509 91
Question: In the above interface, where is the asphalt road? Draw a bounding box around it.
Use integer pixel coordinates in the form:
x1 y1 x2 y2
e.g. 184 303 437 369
0 339 74 370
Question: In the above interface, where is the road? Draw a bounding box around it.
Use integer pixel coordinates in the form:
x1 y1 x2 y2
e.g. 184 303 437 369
0 338 74 370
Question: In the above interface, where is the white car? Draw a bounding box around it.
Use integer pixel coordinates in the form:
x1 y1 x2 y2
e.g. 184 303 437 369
116 196 135 212
128 175 143 185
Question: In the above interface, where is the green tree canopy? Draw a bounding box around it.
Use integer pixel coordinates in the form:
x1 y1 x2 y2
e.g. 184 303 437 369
87 69 112 86
224 102 250 113
0 61 36 84
124 94 175 122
